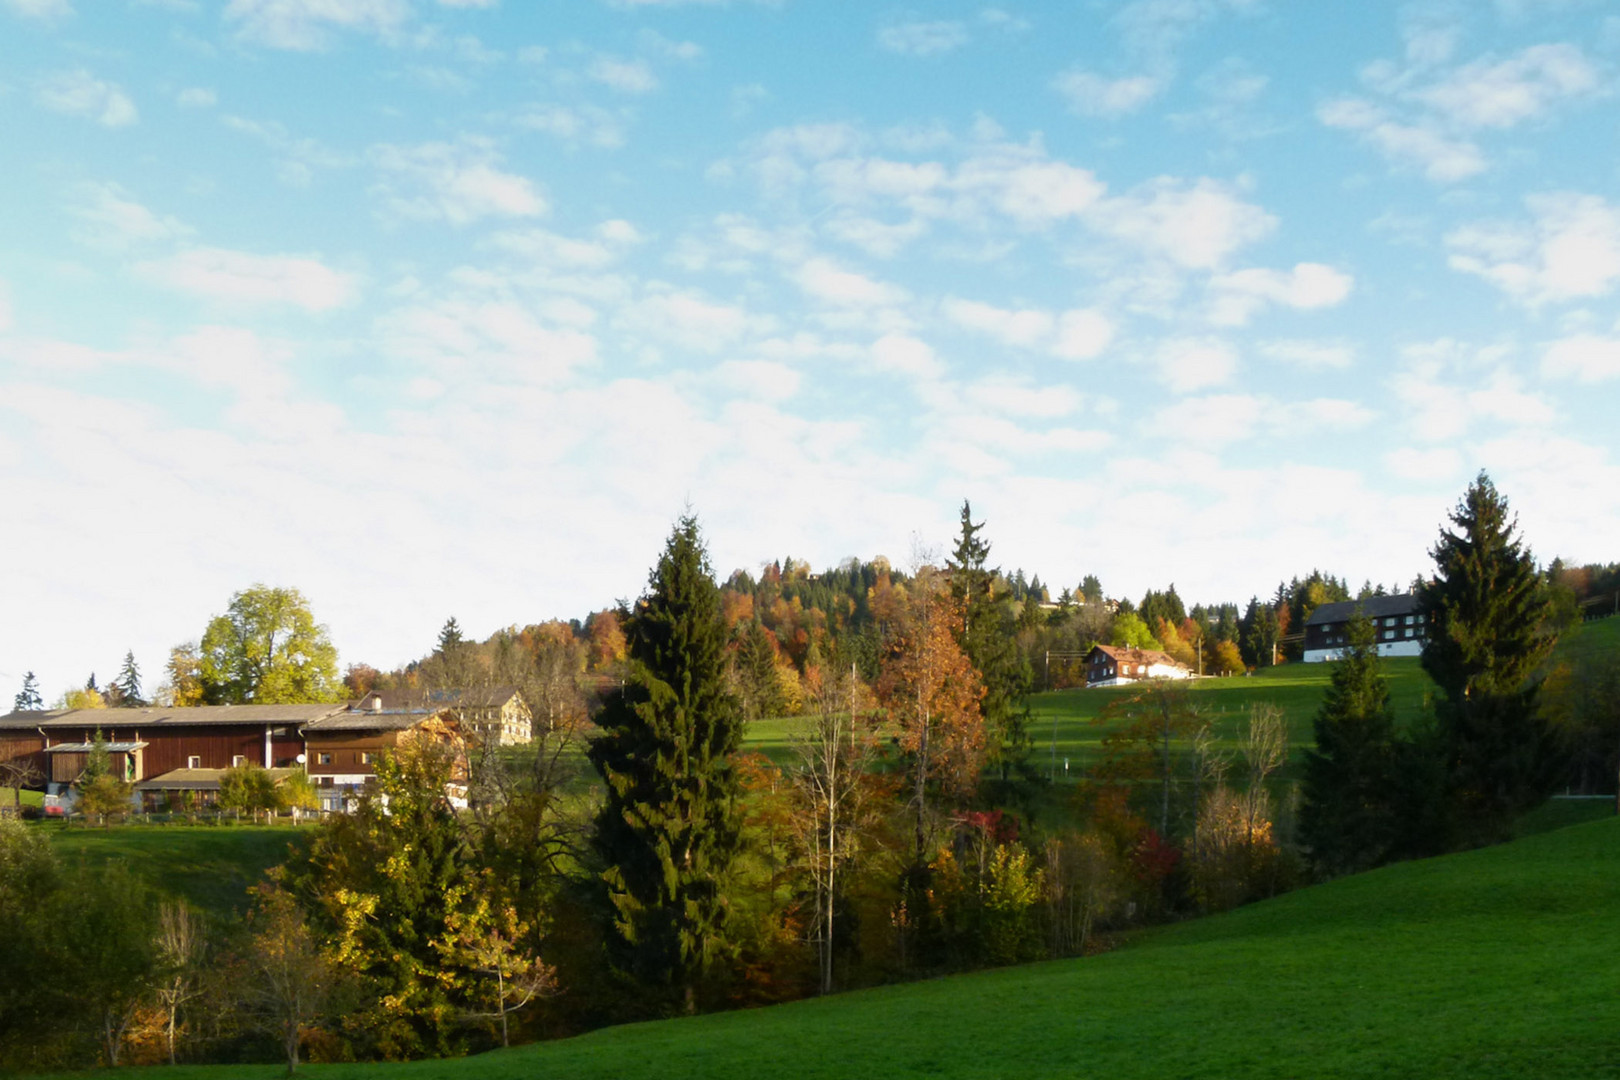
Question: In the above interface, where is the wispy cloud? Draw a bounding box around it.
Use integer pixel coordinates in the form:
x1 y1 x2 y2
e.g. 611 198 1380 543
877 20 969 57
36 69 137 126
371 138 547 224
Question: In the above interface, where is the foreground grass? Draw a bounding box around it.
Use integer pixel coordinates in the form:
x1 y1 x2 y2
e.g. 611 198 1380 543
59 814 1620 1080
42 823 307 917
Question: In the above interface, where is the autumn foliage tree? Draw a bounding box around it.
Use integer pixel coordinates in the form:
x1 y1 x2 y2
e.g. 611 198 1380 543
877 572 986 869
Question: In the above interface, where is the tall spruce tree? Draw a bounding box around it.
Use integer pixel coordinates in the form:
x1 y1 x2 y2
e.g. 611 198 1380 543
946 501 1032 781
588 515 745 1014
1418 472 1560 844
1299 612 1398 875
13 672 43 712
110 651 145 708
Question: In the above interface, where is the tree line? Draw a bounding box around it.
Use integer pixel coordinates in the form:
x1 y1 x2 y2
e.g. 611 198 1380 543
3 475 1616 1073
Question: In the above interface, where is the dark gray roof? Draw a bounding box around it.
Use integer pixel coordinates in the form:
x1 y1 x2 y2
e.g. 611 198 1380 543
0 709 71 729
8 704 346 730
303 705 453 733
1305 594 1420 626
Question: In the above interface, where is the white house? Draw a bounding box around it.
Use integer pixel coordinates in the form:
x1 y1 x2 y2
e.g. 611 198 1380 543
1085 644 1194 687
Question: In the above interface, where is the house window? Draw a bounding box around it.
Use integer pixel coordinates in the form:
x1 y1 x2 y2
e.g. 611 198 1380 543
187 755 202 769
232 755 246 767
317 752 332 765
360 752 375 765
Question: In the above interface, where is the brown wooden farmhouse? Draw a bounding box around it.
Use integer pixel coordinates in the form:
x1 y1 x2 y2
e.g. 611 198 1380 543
0 691 501 812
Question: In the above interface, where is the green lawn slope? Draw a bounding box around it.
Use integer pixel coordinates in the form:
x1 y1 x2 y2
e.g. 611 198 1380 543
66 814 1620 1080
41 824 308 917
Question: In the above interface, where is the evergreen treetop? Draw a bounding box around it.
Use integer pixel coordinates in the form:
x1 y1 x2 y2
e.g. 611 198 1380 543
1300 613 1398 876
13 672 43 712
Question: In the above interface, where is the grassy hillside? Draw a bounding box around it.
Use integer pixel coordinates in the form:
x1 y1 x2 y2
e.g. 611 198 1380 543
59 814 1620 1080
42 824 308 917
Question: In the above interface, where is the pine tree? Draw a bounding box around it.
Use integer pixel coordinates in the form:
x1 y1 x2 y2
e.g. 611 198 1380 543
13 672 43 712
110 651 145 708
437 617 464 656
1418 472 1561 844
588 515 745 1014
1299 613 1398 875
946 501 1032 781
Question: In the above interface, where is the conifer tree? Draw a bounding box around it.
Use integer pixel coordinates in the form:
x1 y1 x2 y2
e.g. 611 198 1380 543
588 515 745 1014
437 617 464 656
1418 472 1561 843
13 672 43 712
946 501 1032 779
110 651 145 708
1299 613 1398 875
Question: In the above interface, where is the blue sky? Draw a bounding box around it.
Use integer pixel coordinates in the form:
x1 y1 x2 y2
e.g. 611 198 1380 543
3 0 1618 700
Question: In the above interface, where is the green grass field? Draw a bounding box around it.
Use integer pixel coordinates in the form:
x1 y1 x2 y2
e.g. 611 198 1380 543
55 812 1620 1080
40 824 308 917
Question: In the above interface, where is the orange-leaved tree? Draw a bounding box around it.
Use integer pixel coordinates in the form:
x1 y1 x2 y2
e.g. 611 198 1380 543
876 570 986 869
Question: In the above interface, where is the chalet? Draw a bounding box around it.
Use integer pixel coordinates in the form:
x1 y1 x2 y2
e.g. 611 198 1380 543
355 686 533 745
1303 594 1425 662
1085 644 1194 687
302 698 468 812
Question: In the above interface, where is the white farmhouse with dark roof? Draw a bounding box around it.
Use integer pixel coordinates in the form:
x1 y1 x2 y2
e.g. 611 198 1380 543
1303 594 1426 663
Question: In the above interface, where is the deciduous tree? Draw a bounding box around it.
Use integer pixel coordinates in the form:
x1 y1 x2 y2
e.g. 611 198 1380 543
877 572 986 868
198 585 340 705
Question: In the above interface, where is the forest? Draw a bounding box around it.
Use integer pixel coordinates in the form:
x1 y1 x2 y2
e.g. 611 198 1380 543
2 473 1618 1073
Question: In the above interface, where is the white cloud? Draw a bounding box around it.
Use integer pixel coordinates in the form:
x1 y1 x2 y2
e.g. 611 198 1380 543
1053 70 1163 116
870 333 941 379
69 183 191 250
1385 446 1464 483
1259 339 1355 370
1207 262 1354 325
514 103 628 149
1542 333 1620 382
965 376 1082 419
135 248 359 311
796 257 909 307
715 359 800 402
372 138 547 224
1446 193 1620 307
589 56 658 94
877 20 970 56
1153 393 1264 445
177 87 218 108
1391 344 1556 442
1154 337 1238 392
4 0 71 18
36 69 137 127
940 298 1053 348
1053 309 1114 360
378 297 598 384
1089 177 1275 269
1416 43 1600 130
623 291 755 352
224 0 411 51
1317 98 1485 182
